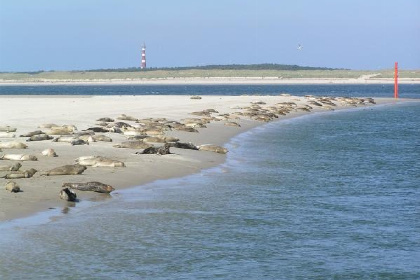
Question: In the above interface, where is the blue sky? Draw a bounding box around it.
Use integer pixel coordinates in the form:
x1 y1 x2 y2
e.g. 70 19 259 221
0 0 419 71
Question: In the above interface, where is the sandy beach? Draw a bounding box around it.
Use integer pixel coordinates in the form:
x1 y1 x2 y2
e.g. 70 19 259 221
0 95 402 221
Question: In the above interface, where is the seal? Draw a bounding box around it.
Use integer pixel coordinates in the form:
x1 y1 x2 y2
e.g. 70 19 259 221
0 162 22 171
0 132 16 138
47 125 77 135
75 156 125 167
117 114 138 121
0 126 17 132
137 143 171 155
38 123 58 129
198 144 228 154
96 117 114 122
41 148 58 157
86 127 110 133
168 142 198 150
26 134 53 142
224 122 241 127
1 168 37 179
60 188 77 201
41 164 86 176
0 141 28 149
52 136 78 143
71 139 89 146
113 140 152 149
5 181 20 193
92 135 113 142
0 154 38 161
19 130 45 137
63 181 115 193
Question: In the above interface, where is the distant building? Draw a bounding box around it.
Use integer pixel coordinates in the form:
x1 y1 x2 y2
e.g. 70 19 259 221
141 43 146 69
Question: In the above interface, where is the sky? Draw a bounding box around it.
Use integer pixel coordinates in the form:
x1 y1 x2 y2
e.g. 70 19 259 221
0 0 419 71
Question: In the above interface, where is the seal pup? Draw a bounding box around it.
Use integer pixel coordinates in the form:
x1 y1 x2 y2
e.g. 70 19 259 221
0 141 28 149
41 148 58 157
60 188 77 201
41 164 87 176
5 181 21 193
63 181 115 193
198 144 228 154
0 154 38 161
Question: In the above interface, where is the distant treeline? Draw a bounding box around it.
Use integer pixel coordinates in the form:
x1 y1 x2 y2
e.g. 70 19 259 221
85 64 342 72
4 64 342 74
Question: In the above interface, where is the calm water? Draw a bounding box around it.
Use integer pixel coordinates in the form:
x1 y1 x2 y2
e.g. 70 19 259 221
0 101 419 279
0 84 419 98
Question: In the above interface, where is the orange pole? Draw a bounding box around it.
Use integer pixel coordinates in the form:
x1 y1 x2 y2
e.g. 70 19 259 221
394 62 399 98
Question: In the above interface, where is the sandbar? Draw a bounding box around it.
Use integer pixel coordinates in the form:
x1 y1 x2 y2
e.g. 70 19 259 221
0 95 408 221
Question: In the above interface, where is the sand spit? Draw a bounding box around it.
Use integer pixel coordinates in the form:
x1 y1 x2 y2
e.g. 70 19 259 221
0 95 404 221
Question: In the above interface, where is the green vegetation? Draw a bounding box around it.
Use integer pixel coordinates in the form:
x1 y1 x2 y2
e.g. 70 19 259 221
0 64 419 81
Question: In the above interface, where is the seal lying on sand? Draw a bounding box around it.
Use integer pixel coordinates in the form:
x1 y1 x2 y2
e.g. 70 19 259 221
20 130 45 137
60 188 77 201
168 142 199 150
0 162 22 171
5 181 20 193
113 140 152 149
198 144 228 154
0 132 16 138
75 156 125 167
26 134 53 142
63 181 115 193
136 144 171 155
0 126 17 132
41 164 86 176
0 168 37 179
41 148 58 157
0 154 38 161
0 141 28 149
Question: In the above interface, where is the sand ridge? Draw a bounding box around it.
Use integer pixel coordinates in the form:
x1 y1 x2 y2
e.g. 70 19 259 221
0 95 402 221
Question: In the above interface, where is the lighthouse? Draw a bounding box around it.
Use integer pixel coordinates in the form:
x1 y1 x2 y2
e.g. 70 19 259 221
141 43 146 69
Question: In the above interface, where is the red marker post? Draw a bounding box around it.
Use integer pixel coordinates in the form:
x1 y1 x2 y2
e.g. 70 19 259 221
394 62 399 99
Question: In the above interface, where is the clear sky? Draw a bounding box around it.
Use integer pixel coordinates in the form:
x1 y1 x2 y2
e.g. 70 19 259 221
0 0 419 71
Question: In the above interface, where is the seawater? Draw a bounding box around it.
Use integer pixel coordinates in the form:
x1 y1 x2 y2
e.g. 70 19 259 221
0 84 419 99
0 102 419 279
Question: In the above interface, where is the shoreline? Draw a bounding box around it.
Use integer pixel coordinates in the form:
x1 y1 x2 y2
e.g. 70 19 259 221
0 95 415 222
1 77 420 86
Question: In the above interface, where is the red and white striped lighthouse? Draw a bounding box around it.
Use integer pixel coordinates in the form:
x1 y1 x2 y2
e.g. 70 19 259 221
141 43 146 69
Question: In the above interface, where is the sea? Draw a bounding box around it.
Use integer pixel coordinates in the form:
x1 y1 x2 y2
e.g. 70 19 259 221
0 84 419 279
